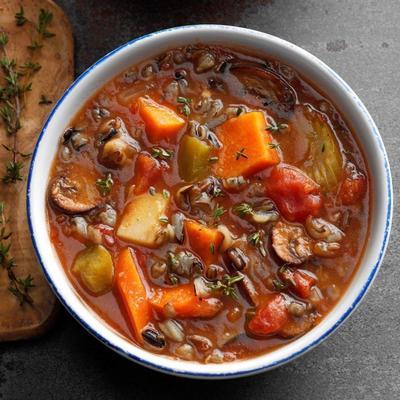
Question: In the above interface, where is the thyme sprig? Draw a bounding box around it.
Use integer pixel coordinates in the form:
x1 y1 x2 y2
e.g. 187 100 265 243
0 202 34 305
96 173 114 196
206 274 244 299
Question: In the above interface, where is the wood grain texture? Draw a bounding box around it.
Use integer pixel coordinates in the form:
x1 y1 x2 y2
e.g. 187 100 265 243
0 0 73 341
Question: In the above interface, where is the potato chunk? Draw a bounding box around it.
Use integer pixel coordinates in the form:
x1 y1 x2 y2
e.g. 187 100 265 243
116 193 170 248
72 245 114 294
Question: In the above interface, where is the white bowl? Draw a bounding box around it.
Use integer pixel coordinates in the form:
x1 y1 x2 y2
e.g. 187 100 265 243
27 25 393 379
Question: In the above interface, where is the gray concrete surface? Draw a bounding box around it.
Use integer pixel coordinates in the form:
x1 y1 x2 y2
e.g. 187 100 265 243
1 0 399 398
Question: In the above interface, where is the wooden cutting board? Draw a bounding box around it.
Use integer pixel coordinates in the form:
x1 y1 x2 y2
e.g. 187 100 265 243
0 0 73 341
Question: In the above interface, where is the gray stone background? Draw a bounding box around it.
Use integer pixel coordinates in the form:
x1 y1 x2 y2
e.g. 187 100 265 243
1 0 399 398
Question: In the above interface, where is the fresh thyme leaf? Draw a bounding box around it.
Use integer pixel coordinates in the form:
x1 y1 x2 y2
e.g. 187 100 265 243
268 143 281 149
235 147 248 160
2 144 31 158
15 6 27 26
27 41 43 51
21 61 42 73
273 279 287 291
267 122 288 132
39 94 52 105
321 143 326 153
2 160 24 183
248 231 261 246
37 9 55 38
0 33 9 47
206 274 244 299
152 147 174 160
213 204 226 219
0 203 34 305
210 243 215 254
96 173 113 196
233 202 254 217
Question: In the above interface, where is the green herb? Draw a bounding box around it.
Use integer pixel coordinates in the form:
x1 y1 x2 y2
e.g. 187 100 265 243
272 279 286 291
27 41 43 51
21 61 42 73
208 156 219 164
177 96 191 116
2 160 24 183
0 202 34 305
36 9 55 38
206 274 244 299
235 147 248 160
0 33 8 47
279 265 296 287
268 143 281 149
152 147 174 160
2 145 31 159
267 122 288 133
162 189 170 199
210 243 215 254
233 202 254 217
248 231 261 246
15 6 27 26
39 94 52 105
213 204 226 219
321 143 326 153
96 173 113 196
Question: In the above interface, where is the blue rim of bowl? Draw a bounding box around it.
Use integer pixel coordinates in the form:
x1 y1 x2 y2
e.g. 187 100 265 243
26 25 393 379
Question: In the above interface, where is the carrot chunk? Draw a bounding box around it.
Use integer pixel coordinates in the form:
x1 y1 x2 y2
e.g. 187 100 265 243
137 96 185 142
132 152 162 195
150 284 223 319
213 111 280 178
247 294 289 337
184 220 223 265
115 248 151 343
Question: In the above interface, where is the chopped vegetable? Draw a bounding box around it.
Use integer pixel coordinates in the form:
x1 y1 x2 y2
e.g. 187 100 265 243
280 267 316 299
150 284 223 318
72 245 114 294
185 220 223 265
178 135 211 182
247 294 289 336
213 111 280 178
115 248 151 343
266 164 322 222
132 152 162 195
136 96 186 142
116 192 170 248
293 106 343 191
339 162 367 205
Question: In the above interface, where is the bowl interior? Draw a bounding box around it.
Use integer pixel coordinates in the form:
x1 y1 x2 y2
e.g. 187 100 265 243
27 25 392 378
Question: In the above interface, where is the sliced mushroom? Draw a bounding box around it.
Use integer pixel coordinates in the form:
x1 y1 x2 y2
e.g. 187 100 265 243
305 216 345 243
168 250 202 277
225 247 249 271
49 175 100 214
313 241 341 257
91 105 110 121
272 221 312 264
279 314 316 338
251 201 280 224
230 61 296 114
98 117 140 168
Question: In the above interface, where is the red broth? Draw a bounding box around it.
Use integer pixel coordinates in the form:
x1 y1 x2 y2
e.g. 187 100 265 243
47 45 370 363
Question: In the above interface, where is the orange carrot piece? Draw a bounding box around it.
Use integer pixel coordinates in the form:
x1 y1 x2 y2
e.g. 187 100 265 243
132 152 162 195
115 248 151 343
184 220 223 265
137 96 185 142
150 284 223 319
213 111 280 178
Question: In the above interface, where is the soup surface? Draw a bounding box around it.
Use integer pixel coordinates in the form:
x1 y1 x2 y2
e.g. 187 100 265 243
47 45 370 363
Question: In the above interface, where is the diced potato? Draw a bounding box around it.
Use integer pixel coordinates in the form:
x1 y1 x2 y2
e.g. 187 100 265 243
72 245 114 294
178 135 211 182
116 192 169 248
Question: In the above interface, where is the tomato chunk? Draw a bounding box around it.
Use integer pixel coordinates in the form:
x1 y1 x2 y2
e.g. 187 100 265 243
265 164 322 222
132 152 163 195
339 163 367 205
280 267 316 299
247 294 289 336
